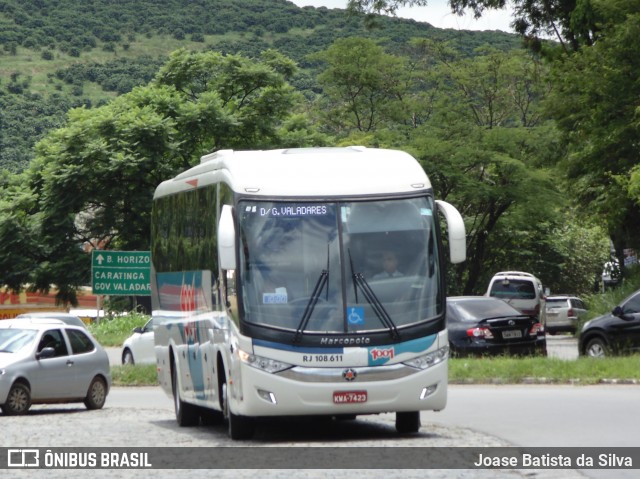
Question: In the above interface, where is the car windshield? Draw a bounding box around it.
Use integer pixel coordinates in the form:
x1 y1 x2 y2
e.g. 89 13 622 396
0 329 38 353
450 299 521 321
238 197 441 334
490 279 536 300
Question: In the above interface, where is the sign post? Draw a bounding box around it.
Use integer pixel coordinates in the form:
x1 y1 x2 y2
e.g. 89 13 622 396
91 250 151 296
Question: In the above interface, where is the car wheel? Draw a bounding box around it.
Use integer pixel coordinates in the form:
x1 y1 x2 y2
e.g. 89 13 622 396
122 348 135 365
585 337 608 358
84 376 108 409
2 382 31 415
222 382 255 440
396 411 421 434
172 361 199 426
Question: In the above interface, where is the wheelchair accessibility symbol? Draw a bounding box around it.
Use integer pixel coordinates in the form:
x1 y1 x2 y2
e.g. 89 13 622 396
347 307 365 325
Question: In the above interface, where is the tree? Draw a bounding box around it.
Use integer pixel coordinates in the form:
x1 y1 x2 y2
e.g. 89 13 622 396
545 214 610 295
348 0 640 53
413 123 560 294
0 172 42 292
5 49 299 304
311 38 408 133
546 14 640 265
405 47 562 294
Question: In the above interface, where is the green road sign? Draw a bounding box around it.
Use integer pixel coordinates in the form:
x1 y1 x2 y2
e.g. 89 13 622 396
91 250 151 296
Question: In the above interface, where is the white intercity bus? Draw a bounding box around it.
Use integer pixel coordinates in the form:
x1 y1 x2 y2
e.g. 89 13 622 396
150 146 466 439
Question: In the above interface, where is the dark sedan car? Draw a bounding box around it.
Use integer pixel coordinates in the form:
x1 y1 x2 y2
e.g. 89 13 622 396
579 289 640 357
447 296 547 357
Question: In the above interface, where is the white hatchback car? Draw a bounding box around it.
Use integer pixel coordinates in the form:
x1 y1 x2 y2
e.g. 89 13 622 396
121 319 155 365
0 318 111 415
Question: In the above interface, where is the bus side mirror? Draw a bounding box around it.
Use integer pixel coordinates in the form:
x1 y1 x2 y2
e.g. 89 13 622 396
218 204 237 270
436 200 466 264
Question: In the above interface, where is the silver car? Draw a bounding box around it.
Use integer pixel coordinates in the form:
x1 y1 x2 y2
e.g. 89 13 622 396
0 318 111 415
15 312 88 329
545 296 588 334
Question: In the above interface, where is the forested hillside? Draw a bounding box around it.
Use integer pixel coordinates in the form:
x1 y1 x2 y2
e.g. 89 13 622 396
2 0 639 306
0 0 519 172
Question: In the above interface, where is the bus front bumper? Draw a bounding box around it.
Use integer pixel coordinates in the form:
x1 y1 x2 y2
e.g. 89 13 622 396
229 359 448 417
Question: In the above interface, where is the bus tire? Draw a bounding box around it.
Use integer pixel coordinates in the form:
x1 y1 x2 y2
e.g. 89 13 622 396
222 382 255 440
396 411 421 434
172 362 199 427
228 410 255 440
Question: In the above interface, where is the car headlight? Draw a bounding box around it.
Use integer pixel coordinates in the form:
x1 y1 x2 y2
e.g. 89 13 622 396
238 350 292 374
402 345 449 370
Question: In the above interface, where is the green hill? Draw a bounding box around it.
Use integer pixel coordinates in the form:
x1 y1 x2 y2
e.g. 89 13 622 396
0 0 520 171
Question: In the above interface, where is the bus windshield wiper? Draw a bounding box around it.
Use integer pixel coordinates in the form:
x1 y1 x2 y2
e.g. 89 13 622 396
294 245 329 342
348 251 400 340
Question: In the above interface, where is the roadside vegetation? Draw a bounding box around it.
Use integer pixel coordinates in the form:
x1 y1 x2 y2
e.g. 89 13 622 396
93 272 640 387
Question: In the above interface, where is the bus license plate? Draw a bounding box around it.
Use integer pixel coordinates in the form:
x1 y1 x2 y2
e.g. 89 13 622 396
502 330 523 339
333 391 367 404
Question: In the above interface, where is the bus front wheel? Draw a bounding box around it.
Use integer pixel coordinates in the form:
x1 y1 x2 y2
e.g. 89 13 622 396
222 382 255 440
396 411 421 434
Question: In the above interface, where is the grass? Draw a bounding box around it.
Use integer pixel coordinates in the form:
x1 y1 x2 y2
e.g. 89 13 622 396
449 356 640 385
111 364 158 387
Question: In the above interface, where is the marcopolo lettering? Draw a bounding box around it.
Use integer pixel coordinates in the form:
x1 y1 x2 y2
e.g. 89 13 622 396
320 337 371 346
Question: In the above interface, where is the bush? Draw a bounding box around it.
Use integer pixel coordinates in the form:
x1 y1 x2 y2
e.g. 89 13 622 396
89 312 149 347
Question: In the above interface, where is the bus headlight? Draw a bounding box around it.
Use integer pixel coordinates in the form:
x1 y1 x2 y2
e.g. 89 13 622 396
402 345 449 370
238 350 292 374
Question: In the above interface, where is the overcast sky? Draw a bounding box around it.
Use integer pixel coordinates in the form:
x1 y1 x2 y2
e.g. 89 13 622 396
290 0 515 33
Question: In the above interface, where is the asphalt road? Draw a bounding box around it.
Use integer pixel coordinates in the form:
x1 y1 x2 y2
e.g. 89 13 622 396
2 386 587 479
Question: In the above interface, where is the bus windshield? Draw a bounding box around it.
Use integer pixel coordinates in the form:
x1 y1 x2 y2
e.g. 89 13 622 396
238 197 441 335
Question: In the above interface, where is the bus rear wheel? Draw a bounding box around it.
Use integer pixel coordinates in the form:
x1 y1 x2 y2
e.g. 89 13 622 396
172 362 199 426
396 411 421 434
222 382 255 440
